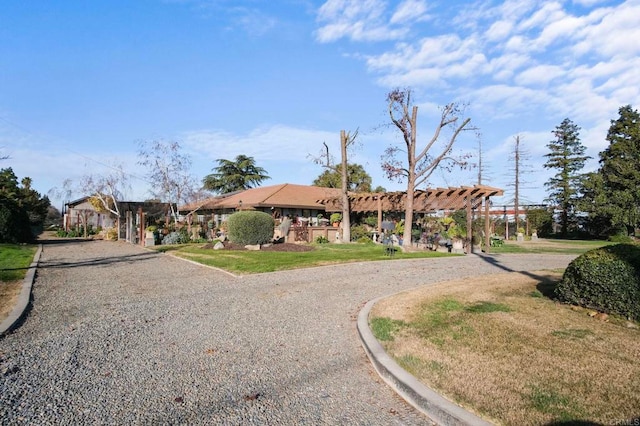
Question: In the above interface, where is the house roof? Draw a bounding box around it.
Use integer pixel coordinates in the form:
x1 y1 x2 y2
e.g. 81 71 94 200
180 183 344 212
66 196 92 207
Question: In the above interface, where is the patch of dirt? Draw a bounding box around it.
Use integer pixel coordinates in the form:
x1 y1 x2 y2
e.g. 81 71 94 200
260 243 314 252
0 280 22 322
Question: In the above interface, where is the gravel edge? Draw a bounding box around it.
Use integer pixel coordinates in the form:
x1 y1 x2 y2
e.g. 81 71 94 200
357 295 493 426
0 244 42 336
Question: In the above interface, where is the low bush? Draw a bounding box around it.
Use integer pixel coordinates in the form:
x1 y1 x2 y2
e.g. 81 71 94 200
350 224 369 241
315 236 329 244
555 243 640 321
609 233 633 243
105 227 118 240
363 215 378 227
227 211 274 245
356 236 374 244
162 230 190 245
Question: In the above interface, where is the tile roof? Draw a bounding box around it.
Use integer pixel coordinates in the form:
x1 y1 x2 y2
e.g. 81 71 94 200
180 183 343 212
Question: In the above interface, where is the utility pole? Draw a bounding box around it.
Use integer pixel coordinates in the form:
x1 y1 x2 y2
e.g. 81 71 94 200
340 130 351 243
514 135 520 232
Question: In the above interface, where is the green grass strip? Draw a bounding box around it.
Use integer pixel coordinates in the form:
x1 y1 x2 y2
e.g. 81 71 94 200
0 244 37 282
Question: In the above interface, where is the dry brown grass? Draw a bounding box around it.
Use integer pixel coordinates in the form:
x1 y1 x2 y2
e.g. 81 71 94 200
371 272 640 425
0 280 22 323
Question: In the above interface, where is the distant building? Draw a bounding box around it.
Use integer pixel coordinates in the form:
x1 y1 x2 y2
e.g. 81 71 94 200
64 197 173 243
179 183 344 227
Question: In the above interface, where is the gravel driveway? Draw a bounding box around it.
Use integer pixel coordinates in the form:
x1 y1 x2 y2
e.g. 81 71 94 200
0 239 576 425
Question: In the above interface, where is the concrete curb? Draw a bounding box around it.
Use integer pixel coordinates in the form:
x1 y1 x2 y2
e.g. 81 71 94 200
357 295 493 426
1 244 42 336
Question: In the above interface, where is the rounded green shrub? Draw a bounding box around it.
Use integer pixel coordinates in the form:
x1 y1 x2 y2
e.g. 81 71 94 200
227 211 275 245
350 224 369 241
555 243 640 320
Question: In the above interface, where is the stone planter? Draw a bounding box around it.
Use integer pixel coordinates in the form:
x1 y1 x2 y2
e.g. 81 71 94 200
145 231 156 246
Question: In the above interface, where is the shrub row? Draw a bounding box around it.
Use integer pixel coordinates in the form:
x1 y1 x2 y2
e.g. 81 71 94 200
555 243 640 321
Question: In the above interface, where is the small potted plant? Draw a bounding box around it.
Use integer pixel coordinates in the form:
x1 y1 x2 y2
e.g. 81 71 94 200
146 225 157 239
330 213 342 227
145 225 158 246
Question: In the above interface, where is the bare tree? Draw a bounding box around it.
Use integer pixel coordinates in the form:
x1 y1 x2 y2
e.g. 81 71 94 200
383 89 472 249
310 129 359 243
137 139 195 223
50 166 129 238
85 167 129 222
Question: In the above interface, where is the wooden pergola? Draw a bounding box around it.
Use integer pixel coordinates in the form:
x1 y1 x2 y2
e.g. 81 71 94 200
320 184 504 253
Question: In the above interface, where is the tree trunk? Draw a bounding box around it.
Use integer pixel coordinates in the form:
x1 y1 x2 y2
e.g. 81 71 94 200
402 106 418 250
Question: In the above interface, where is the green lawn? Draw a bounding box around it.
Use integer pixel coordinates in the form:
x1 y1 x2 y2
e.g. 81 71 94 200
154 243 456 274
151 238 619 274
489 239 615 255
0 244 38 282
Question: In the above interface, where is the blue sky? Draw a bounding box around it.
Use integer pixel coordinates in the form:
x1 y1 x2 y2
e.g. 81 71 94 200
2 0 638 210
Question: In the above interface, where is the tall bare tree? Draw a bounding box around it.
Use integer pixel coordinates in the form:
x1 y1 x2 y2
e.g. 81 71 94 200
84 167 129 231
137 139 195 223
51 165 130 238
383 89 472 248
311 129 358 243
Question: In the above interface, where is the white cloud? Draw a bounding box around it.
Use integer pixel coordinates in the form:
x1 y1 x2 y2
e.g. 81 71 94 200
485 20 514 42
487 52 532 81
515 64 565 86
315 0 429 42
573 1 640 59
518 1 565 33
390 0 430 24
343 0 638 155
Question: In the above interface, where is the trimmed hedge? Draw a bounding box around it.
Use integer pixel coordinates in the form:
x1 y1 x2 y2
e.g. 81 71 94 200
555 243 640 321
227 211 275 246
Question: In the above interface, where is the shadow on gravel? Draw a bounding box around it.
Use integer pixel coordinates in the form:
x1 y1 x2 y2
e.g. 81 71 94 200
37 252 160 270
37 238 95 245
1 251 159 273
474 252 552 283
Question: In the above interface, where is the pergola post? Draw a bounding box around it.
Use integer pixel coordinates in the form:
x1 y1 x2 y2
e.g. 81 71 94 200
466 196 473 254
484 196 490 254
377 196 382 237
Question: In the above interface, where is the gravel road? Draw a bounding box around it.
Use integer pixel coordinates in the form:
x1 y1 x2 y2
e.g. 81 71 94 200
0 239 576 425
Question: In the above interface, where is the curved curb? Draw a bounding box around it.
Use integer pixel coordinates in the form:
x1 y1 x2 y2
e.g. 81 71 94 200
357 296 493 426
0 244 43 337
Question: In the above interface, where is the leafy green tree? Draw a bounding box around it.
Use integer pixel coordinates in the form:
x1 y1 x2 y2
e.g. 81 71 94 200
203 155 270 194
312 163 372 192
597 105 640 235
543 118 590 236
578 172 613 237
0 168 50 242
526 208 553 237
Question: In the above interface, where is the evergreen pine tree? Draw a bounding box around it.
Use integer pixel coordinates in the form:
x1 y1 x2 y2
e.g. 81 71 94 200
543 118 590 236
